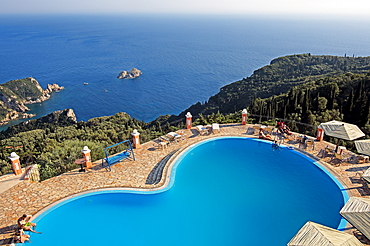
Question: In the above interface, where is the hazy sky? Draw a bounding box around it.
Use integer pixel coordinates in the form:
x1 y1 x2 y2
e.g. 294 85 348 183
2 0 370 17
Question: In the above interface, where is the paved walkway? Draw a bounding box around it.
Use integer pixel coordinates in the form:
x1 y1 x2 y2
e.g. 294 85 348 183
1 124 370 245
0 175 23 195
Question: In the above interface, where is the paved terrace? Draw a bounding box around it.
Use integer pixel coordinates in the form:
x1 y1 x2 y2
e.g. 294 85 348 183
1 123 370 245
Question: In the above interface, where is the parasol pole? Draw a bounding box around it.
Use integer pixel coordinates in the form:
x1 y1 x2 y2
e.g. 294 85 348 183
335 138 340 153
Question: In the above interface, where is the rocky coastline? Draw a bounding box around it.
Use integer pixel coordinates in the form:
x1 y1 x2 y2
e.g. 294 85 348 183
0 77 65 126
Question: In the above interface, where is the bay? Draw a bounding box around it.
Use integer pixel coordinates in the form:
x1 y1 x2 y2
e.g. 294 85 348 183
1 14 370 130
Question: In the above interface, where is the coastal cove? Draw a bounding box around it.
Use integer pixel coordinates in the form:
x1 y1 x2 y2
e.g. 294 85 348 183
1 14 370 129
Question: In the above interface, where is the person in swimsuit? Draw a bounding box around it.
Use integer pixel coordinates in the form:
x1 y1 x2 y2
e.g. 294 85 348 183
17 214 41 233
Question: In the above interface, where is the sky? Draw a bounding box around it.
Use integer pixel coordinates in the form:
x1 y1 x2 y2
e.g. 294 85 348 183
1 0 370 18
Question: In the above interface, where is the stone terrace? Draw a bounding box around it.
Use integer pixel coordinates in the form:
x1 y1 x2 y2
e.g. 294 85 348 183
1 124 370 245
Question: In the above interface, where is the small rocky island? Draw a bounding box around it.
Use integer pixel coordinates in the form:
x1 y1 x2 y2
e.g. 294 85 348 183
117 68 142 79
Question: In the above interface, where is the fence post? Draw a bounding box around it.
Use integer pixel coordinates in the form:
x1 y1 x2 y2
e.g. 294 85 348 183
242 109 248 125
131 129 141 149
316 127 325 141
185 112 192 129
8 152 22 175
81 146 92 169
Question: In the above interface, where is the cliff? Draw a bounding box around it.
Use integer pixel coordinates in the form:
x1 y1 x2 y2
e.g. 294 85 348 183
0 77 64 125
117 68 142 79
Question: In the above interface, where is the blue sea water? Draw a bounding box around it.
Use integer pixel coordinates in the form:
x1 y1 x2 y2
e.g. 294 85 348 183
1 14 370 127
30 138 347 246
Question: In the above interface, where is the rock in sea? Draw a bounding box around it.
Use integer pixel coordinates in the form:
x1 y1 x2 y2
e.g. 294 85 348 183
117 68 142 79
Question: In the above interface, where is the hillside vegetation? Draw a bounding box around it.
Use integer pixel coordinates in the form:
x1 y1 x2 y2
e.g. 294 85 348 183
165 54 370 122
0 77 63 124
248 72 370 135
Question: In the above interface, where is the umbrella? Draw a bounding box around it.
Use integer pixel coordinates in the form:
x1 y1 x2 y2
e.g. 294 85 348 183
287 221 363 246
319 121 365 152
354 139 370 156
340 197 370 241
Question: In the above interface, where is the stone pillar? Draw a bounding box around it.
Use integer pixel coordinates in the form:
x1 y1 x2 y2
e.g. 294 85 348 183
242 109 248 125
131 129 141 149
185 112 192 129
81 146 92 169
8 152 22 175
316 127 324 141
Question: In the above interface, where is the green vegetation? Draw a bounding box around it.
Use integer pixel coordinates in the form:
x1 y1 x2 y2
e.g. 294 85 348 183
0 111 183 179
0 77 45 121
248 72 370 149
166 54 370 122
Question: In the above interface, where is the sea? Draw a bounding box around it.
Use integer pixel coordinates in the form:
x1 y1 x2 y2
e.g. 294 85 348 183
1 14 370 130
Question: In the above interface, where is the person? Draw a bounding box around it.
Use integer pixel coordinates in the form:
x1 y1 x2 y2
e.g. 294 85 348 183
14 229 31 243
281 122 292 135
259 128 273 140
17 214 41 233
18 214 36 228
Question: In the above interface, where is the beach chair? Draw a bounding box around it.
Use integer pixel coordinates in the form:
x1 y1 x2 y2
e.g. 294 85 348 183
196 125 208 135
167 132 184 142
160 135 174 144
324 146 334 157
305 139 315 151
264 127 273 135
331 152 345 164
357 155 369 164
212 123 220 133
253 125 261 135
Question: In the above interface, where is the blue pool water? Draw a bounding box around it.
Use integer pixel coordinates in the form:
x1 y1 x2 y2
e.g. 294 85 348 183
29 138 347 246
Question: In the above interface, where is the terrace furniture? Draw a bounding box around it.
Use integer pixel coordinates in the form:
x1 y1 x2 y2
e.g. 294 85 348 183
102 140 135 171
212 123 220 133
264 126 274 135
196 125 208 135
357 155 369 163
252 125 262 135
305 139 315 151
167 132 185 141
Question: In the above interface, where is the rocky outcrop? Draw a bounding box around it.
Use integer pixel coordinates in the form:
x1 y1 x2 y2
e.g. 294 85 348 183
0 77 65 125
37 108 77 124
117 68 142 79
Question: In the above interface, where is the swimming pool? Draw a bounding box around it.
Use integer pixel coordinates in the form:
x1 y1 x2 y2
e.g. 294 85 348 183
28 137 348 246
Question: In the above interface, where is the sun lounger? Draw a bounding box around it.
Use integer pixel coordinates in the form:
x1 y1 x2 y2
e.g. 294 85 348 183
196 125 208 135
167 132 184 141
305 139 315 151
253 125 261 135
160 135 174 144
331 152 345 163
212 123 220 133
264 127 273 134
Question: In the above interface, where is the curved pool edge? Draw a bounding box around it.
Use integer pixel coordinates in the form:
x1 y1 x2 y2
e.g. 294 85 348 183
32 137 350 231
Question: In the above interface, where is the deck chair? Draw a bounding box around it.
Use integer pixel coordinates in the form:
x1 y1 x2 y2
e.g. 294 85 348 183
160 135 174 144
212 123 220 133
324 146 334 157
196 125 208 135
305 139 315 151
331 152 345 163
253 125 261 135
167 132 184 142
264 127 273 135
